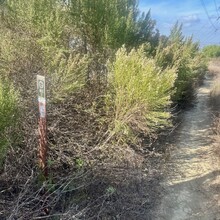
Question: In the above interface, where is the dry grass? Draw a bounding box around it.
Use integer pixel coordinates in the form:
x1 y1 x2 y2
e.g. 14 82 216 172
210 79 220 111
209 59 220 111
208 58 220 76
209 58 220 160
212 116 220 163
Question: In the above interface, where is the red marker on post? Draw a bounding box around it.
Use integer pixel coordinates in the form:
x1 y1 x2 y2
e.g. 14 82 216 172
37 75 48 178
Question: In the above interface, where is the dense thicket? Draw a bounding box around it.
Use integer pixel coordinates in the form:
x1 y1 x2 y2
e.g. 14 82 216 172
0 0 207 177
0 0 207 218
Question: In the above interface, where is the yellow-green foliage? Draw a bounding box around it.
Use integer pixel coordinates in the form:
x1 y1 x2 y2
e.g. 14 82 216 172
51 52 90 101
155 24 206 103
107 46 176 141
0 0 89 100
203 45 220 58
0 78 18 166
0 29 42 77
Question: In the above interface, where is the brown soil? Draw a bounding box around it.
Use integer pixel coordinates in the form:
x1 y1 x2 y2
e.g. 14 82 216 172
153 74 220 219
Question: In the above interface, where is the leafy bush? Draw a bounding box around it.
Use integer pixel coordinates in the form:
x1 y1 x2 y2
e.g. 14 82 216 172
0 78 18 166
107 46 176 142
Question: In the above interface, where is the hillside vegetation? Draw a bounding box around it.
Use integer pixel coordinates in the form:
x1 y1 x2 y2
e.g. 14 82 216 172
203 45 220 58
0 0 207 219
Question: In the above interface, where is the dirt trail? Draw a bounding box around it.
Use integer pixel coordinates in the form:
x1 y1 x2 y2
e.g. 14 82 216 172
154 75 220 220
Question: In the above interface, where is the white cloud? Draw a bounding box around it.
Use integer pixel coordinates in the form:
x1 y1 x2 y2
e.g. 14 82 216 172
182 14 200 23
181 14 201 27
139 0 220 45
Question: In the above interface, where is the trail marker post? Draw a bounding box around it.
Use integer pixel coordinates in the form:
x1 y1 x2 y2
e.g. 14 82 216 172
37 75 48 178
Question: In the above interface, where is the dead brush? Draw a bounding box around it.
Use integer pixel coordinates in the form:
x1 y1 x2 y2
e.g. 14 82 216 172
211 115 220 161
209 58 220 158
209 58 220 112
208 58 220 76
213 116 220 135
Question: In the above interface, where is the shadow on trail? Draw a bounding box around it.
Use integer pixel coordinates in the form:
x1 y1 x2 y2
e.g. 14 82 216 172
157 170 220 220
153 75 220 220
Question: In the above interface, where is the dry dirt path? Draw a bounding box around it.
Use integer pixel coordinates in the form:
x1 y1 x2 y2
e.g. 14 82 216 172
153 75 220 220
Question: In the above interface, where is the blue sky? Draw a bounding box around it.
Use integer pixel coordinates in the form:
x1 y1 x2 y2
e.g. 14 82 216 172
139 0 220 47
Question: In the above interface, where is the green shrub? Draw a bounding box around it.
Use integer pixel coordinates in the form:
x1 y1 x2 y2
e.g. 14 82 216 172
50 52 90 101
107 46 176 142
0 78 18 166
203 45 220 58
155 24 206 104
0 0 89 101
